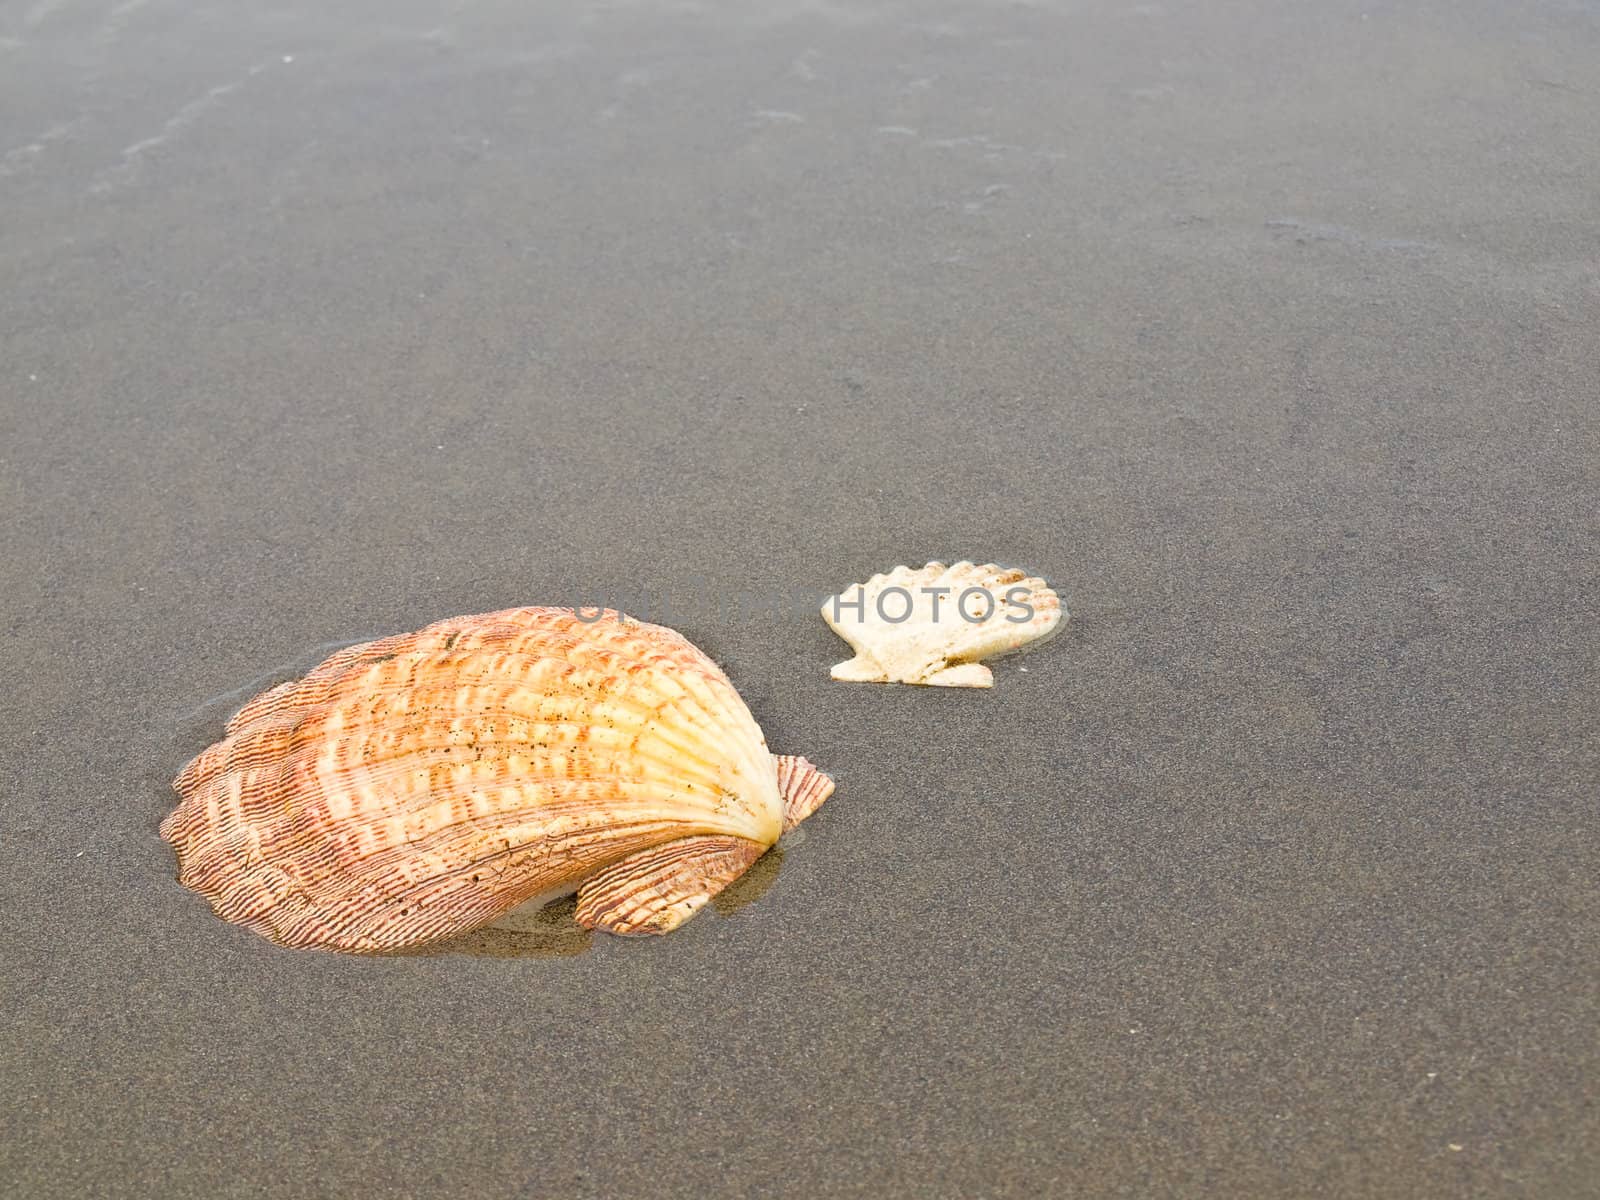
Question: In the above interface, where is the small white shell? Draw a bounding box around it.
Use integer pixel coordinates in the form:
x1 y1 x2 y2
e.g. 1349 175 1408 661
821 561 1063 687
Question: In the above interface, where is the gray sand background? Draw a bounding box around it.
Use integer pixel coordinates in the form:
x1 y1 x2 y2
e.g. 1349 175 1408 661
3 1 1598 1196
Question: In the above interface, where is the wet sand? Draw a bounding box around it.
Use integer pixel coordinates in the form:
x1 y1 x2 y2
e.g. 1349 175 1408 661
3 1 1597 1196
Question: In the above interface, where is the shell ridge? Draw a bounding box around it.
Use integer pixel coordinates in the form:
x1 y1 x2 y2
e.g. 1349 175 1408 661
574 834 766 936
173 811 690 951
168 758 774 938
277 818 704 950
775 755 836 832
263 794 755 897
267 661 757 781
262 713 739 807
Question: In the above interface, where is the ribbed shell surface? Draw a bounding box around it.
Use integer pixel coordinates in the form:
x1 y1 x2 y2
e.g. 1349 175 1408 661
161 608 784 951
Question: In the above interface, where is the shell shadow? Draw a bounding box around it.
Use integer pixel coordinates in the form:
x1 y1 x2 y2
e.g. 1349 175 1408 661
380 843 787 957
389 896 595 959
712 844 785 916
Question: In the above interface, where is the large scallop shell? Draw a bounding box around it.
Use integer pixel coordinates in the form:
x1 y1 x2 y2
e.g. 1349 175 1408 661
821 561 1063 687
162 607 834 951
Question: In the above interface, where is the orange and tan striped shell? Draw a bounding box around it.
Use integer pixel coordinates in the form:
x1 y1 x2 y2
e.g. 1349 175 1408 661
162 607 833 951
